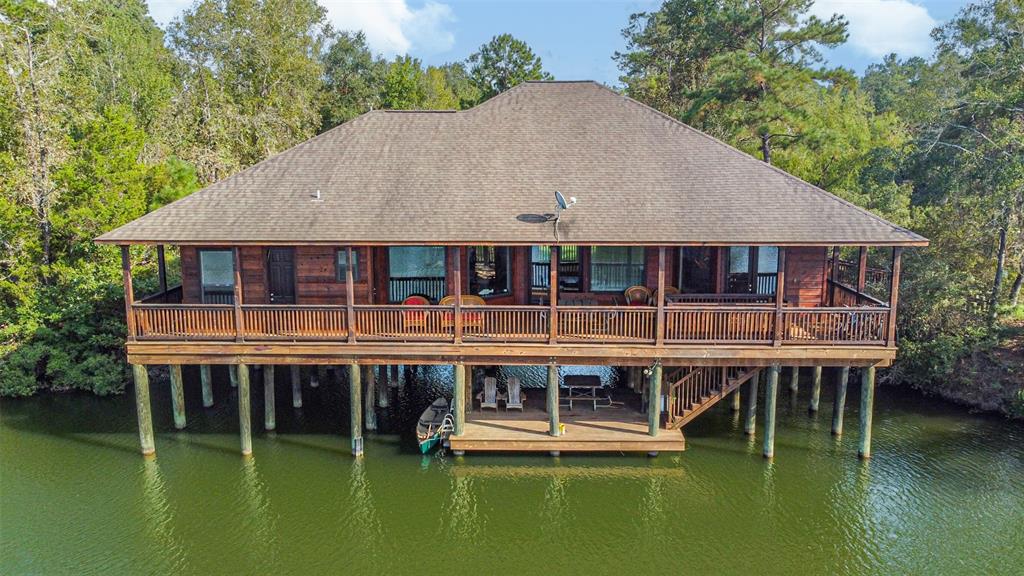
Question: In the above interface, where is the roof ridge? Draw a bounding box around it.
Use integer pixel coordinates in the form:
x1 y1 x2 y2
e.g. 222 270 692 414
591 82 922 240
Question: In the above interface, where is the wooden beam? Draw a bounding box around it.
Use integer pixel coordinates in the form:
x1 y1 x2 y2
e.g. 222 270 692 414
743 369 759 435
647 363 662 436
121 246 137 341
809 366 822 412
763 364 779 458
453 363 465 435
349 363 363 456
774 248 787 346
548 246 558 344
157 245 167 295
547 364 560 436
831 246 841 305
832 366 849 435
132 364 155 456
169 365 185 429
453 247 463 343
232 248 243 342
264 364 276 431
856 246 868 293
656 247 666 346
238 364 252 456
859 366 875 459
346 246 357 343
887 247 902 345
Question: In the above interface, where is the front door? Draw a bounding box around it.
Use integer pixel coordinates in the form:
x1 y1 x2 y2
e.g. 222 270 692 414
267 248 296 304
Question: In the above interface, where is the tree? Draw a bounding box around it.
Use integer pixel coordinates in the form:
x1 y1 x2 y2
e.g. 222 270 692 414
381 55 426 109
467 33 551 100
320 31 386 131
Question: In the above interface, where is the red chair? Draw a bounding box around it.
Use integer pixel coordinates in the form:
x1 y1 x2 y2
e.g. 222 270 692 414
402 295 430 331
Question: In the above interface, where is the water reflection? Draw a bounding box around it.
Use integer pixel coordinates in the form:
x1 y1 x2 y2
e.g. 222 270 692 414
139 458 189 573
238 457 277 569
441 473 480 542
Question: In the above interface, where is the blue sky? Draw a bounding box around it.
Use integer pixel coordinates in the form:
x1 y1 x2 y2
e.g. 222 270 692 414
149 0 973 85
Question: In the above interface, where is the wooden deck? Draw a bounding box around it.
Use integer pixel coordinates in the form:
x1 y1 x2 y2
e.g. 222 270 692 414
449 405 685 454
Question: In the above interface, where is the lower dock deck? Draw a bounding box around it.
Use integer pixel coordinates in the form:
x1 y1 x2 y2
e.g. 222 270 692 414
448 400 685 454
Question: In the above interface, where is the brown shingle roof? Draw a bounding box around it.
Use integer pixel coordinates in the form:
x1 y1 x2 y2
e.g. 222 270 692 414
97 81 927 246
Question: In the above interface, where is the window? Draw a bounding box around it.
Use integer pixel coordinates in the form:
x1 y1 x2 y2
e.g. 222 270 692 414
678 247 713 293
590 246 645 291
726 246 779 294
530 245 581 291
468 246 511 297
388 246 446 302
199 249 235 304
336 249 360 281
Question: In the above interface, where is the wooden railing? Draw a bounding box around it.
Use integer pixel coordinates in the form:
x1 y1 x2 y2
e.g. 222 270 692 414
666 366 723 426
388 276 446 303
138 285 183 304
129 302 892 346
829 281 887 308
667 293 774 304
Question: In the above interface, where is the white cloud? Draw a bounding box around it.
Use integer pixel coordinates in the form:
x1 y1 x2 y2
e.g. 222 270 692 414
147 0 195 26
811 0 938 58
320 0 456 56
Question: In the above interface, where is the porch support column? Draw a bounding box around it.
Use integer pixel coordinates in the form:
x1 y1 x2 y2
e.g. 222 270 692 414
763 364 779 459
647 362 662 437
237 364 252 456
453 363 466 436
363 365 377 432
859 366 876 459
132 364 155 456
789 366 799 393
232 247 243 342
743 369 759 435
264 365 276 431
157 245 168 295
655 247 666 346
346 247 357 343
830 246 842 305
169 365 186 429
201 365 214 406
349 363 363 456
857 246 868 293
548 246 559 344
453 247 463 343
887 248 903 346
832 366 849 435
731 388 741 412
809 366 823 412
290 365 302 408
121 246 137 341
229 364 237 388
773 248 786 346
547 364 560 436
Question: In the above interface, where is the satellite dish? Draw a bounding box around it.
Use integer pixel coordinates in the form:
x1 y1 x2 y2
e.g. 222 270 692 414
555 190 568 210
552 191 578 242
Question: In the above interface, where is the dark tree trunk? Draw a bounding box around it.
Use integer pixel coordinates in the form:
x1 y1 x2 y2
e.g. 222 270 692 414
989 206 1010 323
1010 255 1024 308
760 134 772 164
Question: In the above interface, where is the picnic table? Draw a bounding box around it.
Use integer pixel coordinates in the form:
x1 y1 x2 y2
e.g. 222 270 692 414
561 375 603 411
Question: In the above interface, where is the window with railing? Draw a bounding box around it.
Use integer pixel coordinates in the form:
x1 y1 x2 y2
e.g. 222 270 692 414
726 246 778 295
468 246 511 297
199 249 235 304
531 245 581 292
388 246 446 302
590 246 645 292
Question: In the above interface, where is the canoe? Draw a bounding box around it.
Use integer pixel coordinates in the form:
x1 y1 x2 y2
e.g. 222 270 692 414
416 398 452 454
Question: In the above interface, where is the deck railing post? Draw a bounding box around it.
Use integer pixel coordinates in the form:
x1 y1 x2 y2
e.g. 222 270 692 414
232 247 244 342
886 247 902 346
656 247 666 346
346 247 357 343
120 245 137 341
548 246 559 344
453 247 463 343
773 248 787 346
830 246 841 305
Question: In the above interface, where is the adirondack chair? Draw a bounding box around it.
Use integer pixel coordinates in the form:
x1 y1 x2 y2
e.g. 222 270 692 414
476 376 500 411
505 376 525 411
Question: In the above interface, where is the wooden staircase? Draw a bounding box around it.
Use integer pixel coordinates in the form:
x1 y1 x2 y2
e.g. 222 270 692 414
665 366 762 429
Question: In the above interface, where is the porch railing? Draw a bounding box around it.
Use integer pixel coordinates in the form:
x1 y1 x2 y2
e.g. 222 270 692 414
130 301 892 347
388 276 446 303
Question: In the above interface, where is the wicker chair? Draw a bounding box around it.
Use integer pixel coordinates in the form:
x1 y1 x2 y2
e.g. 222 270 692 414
624 285 652 306
439 294 486 329
651 285 681 305
402 295 430 331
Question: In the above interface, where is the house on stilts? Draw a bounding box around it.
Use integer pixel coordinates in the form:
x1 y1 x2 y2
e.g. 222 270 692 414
96 81 927 459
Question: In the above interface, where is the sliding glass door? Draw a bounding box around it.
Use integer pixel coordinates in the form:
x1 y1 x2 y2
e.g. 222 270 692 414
388 246 446 302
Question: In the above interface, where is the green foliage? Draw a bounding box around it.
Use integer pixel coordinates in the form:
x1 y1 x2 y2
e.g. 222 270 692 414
467 33 552 101
319 31 386 130
381 55 427 109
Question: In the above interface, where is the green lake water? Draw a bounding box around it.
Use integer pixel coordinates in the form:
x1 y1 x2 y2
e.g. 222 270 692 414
1 365 1022 575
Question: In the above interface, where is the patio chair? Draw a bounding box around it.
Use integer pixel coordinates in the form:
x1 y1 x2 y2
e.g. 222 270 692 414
476 376 500 411
505 377 526 411
439 295 486 330
624 285 652 306
402 295 430 332
651 285 680 305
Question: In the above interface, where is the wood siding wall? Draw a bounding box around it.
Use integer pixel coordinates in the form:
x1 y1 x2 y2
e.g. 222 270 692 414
179 245 826 306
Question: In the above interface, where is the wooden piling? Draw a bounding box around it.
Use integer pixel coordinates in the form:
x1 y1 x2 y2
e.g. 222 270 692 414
809 366 823 412
744 370 759 436
832 366 849 436
763 365 779 459
169 365 186 429
132 364 155 456
389 364 400 389
263 365 275 431
789 366 799 393
363 365 377 431
238 364 252 456
376 365 389 408
349 364 363 456
730 388 741 412
647 363 662 437
453 364 466 436
859 366 875 459
229 364 237 388
310 366 320 388
200 365 214 407
290 365 302 408
547 364 560 436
